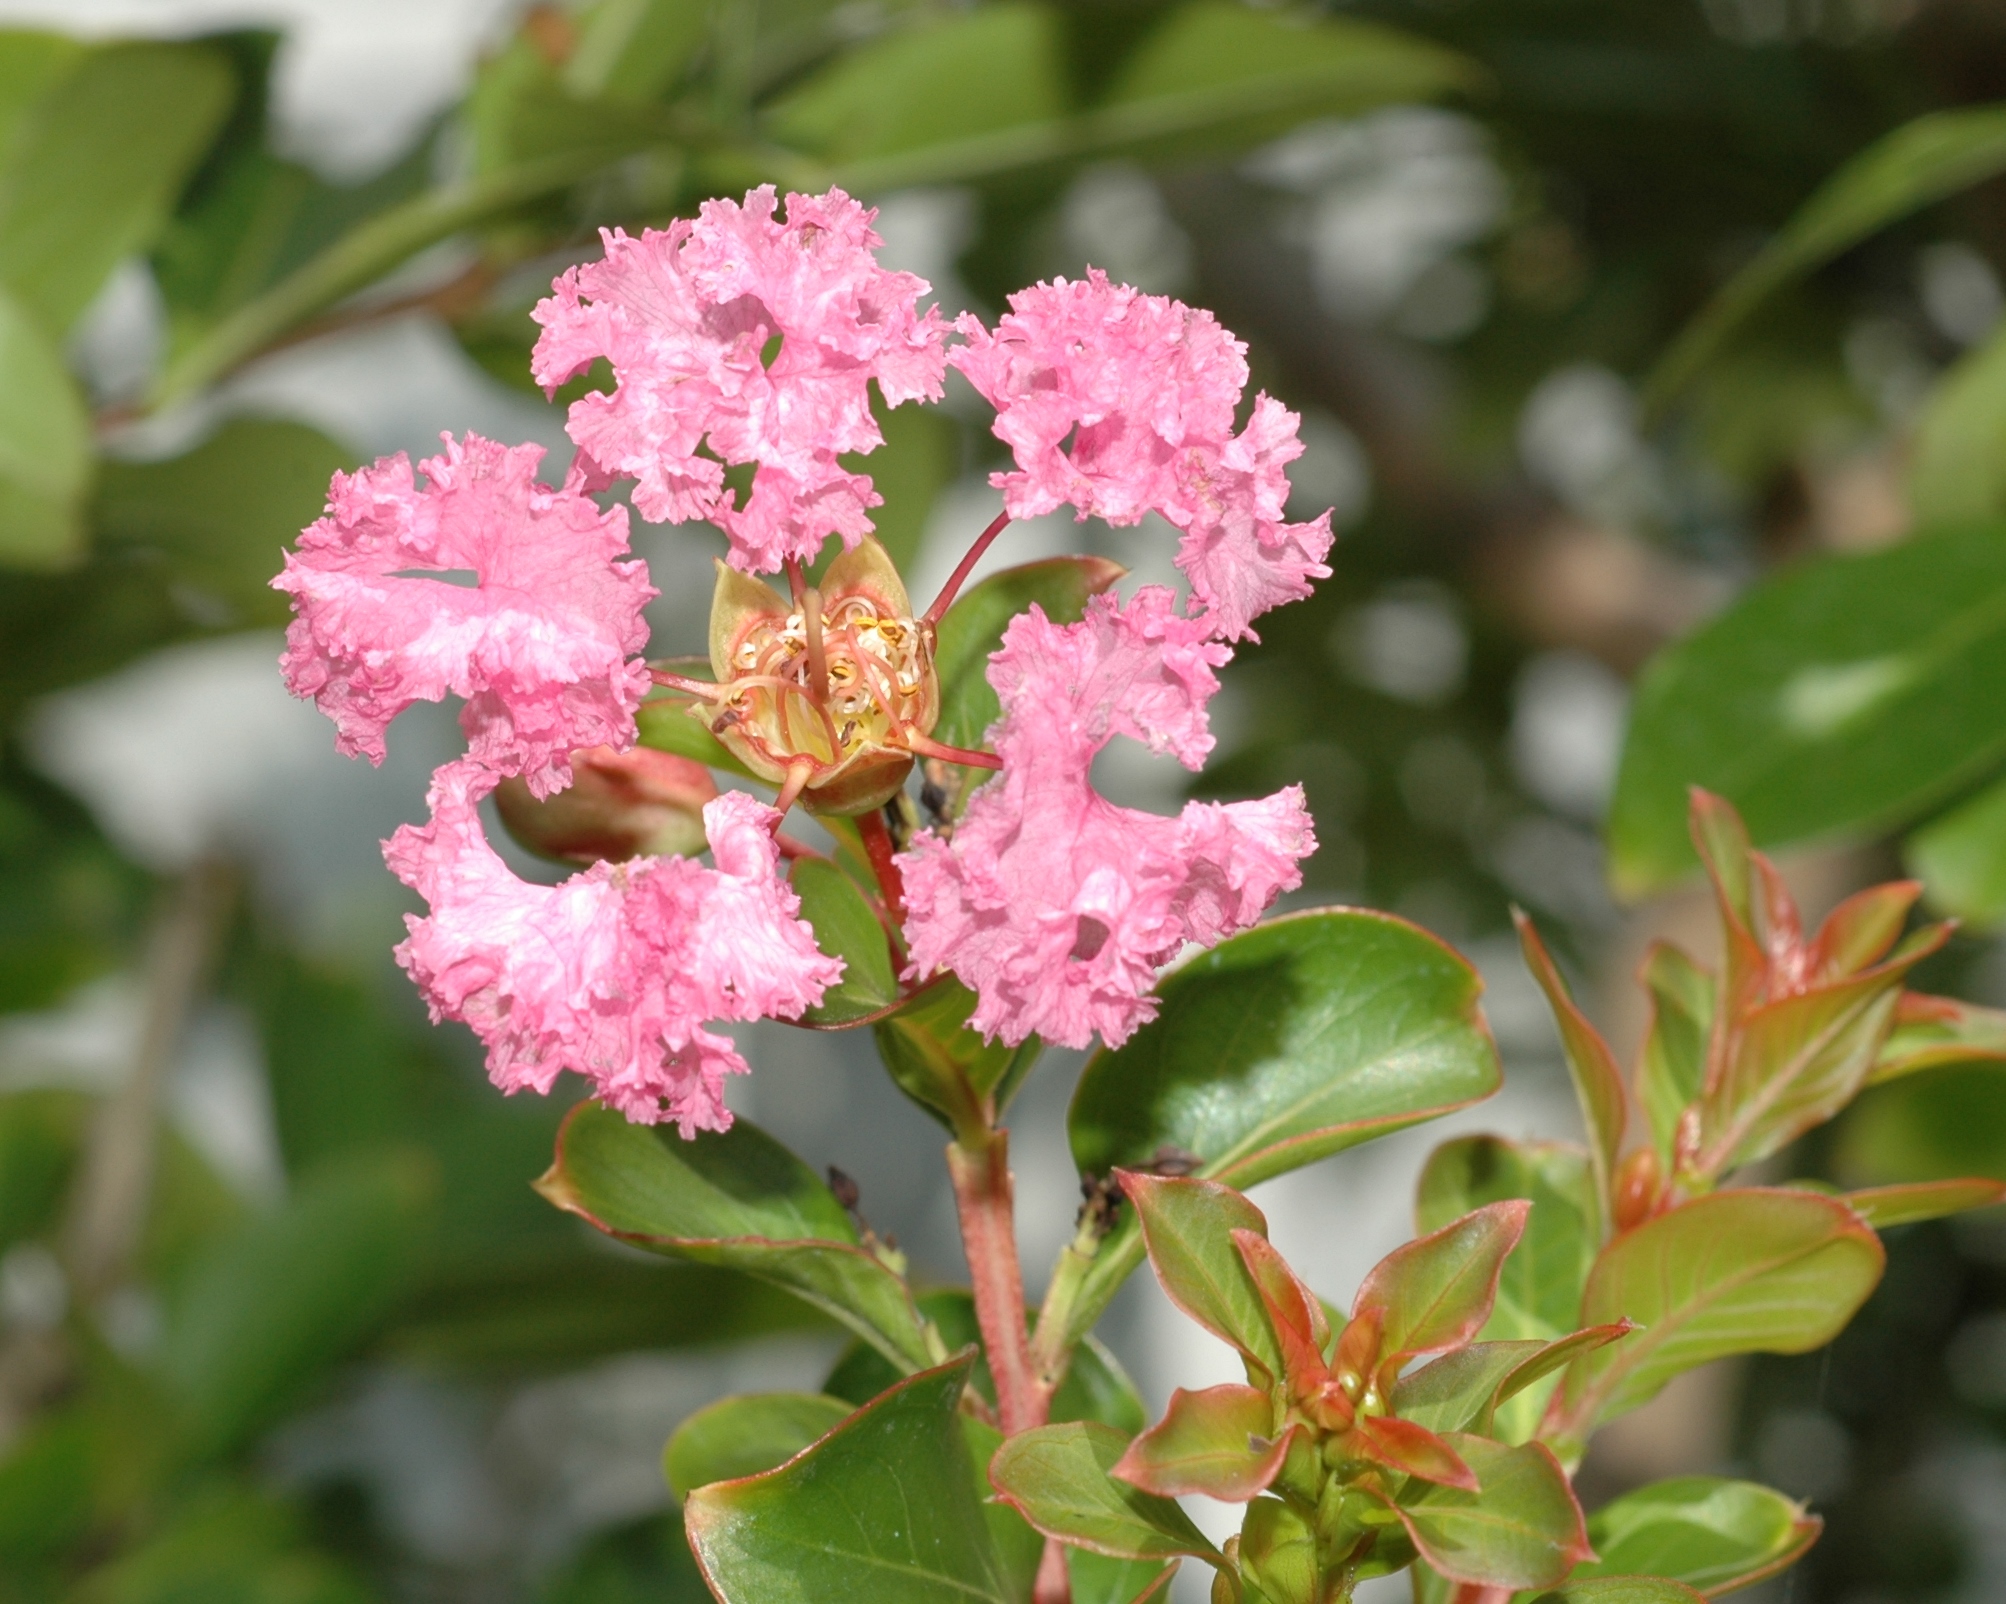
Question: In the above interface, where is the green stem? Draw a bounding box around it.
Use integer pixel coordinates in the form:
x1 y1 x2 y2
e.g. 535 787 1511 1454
148 150 612 410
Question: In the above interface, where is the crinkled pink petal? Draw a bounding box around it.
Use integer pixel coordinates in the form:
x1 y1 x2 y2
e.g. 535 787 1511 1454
953 278 1333 640
385 763 841 1135
532 185 948 573
949 271 1247 527
274 434 655 797
1172 396 1336 642
897 588 1314 1049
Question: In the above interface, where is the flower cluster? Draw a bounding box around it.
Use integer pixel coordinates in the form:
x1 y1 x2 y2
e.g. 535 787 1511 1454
275 185 1334 1127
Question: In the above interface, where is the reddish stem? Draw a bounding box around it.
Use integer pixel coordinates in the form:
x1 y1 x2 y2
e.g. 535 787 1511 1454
1033 1539 1071 1604
922 510 1011 627
946 1131 1047 1437
856 809 907 925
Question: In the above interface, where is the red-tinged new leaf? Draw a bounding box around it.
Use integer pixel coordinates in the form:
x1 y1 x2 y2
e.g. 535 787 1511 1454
1496 1323 1635 1406
1387 1433 1592 1591
1231 1229 1328 1393
1637 942 1712 1165
1355 1200 1531 1366
1517 911 1627 1224
1809 880 1921 978
1548 1188 1884 1447
1111 1384 1289 1502
1116 1172 1283 1379
1688 789 1766 1023
1351 1413 1479 1491
1871 990 2006 1083
1697 925 1949 1176
1845 1177 2006 1228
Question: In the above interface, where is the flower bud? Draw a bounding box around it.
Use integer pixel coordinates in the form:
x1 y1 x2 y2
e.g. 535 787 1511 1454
495 745 717 865
1612 1146 1663 1232
701 536 939 815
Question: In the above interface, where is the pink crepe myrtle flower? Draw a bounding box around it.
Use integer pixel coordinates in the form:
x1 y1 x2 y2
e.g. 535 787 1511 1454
386 762 841 1134
898 587 1315 1050
274 433 655 797
531 185 948 574
949 272 1332 641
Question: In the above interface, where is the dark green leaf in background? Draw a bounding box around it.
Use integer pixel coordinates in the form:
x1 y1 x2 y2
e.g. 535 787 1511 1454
94 418 353 623
684 1353 1012 1604
1904 771 2006 928
0 41 234 337
0 282 90 567
1645 104 2006 411
1608 526 2006 896
163 1150 436 1459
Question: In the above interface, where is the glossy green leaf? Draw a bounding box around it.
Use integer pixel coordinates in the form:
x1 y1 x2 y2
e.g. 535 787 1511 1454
0 42 234 336
1388 1433 1590 1592
1645 105 2006 410
0 282 89 567
1063 911 1500 1348
790 858 899 1024
765 5 1066 168
1392 1341 1543 1436
933 555 1125 752
1069 1550 1173 1604
1516 912 1624 1220
961 1414 1045 1602
1103 1 1476 159
636 694 757 778
685 1353 1011 1604
537 1102 933 1369
1417 1136 1597 1342
1356 1201 1529 1364
874 978 1042 1136
94 418 353 621
1906 770 2006 927
988 1420 1220 1563
1844 1176 2006 1227
1549 1188 1884 1446
163 1151 435 1459
1532 1583 1706 1604
1117 1172 1282 1379
1073 912 1500 1188
1607 526 2006 896
1638 943 1713 1164
1575 1475 1821 1596
1111 1383 1283 1501
665 1392 853 1500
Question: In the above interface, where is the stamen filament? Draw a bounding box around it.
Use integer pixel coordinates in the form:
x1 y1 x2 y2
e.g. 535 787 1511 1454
922 510 1011 627
902 731 1003 770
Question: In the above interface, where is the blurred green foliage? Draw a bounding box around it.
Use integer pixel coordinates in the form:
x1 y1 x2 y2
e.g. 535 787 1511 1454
1 0 2005 1599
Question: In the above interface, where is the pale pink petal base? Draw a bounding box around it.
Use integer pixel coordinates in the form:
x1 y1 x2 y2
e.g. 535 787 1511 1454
899 590 1314 1049
387 764 841 1134
274 433 655 796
